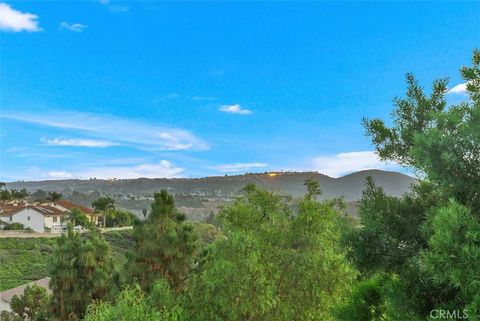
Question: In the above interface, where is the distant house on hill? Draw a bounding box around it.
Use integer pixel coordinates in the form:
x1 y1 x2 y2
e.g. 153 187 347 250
0 200 99 233
0 277 51 314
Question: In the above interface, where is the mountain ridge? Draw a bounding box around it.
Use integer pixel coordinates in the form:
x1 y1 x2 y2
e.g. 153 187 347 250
5 169 415 200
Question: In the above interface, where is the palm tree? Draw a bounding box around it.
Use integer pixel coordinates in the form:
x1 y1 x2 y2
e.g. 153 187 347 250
46 192 63 204
92 197 115 228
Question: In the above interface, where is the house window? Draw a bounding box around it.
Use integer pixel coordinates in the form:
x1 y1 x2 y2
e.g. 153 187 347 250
27 216 31 221
9 216 12 222
53 216 57 223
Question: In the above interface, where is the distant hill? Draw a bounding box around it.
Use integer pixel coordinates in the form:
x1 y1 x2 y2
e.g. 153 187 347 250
5 170 416 220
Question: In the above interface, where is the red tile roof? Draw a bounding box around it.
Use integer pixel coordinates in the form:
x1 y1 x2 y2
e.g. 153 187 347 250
56 200 94 214
0 204 64 217
0 200 95 217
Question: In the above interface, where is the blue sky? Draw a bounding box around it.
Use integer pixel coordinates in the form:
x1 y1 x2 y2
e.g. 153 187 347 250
0 1 477 181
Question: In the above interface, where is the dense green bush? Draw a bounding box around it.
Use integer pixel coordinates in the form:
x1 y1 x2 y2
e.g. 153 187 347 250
3 223 26 230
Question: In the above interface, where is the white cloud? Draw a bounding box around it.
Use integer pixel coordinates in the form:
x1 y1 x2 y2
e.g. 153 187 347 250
47 171 74 179
60 22 87 32
44 138 117 148
310 151 401 178
209 162 267 173
0 3 41 32
81 160 184 179
163 93 180 99
1 111 209 151
41 161 184 180
219 104 252 115
98 0 129 12
107 4 129 12
192 96 216 101
447 82 467 95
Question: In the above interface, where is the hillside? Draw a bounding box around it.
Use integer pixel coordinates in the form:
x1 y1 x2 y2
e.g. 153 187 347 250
0 230 135 291
5 170 416 220
0 223 220 292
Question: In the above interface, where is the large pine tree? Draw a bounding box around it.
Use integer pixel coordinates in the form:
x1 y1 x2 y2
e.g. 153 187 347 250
50 226 113 321
122 190 197 292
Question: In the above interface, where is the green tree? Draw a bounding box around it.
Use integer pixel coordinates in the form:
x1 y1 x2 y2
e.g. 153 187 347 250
335 273 423 321
0 188 29 201
345 178 443 275
92 197 115 228
68 208 90 228
84 280 182 321
31 189 48 202
185 185 356 321
50 226 114 321
344 49 480 320
46 192 63 204
363 49 480 211
304 178 322 200
0 189 12 200
105 209 138 227
121 190 197 292
8 284 49 321
84 284 161 321
423 200 480 320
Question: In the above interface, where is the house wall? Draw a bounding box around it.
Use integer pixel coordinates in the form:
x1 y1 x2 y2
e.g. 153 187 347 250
0 220 9 229
44 215 64 229
10 209 45 233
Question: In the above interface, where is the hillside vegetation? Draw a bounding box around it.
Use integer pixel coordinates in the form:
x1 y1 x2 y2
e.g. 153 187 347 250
0 231 135 291
6 170 415 220
0 224 221 292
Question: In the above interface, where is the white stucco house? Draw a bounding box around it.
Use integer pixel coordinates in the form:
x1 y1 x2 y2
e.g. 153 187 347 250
0 205 66 233
0 200 98 233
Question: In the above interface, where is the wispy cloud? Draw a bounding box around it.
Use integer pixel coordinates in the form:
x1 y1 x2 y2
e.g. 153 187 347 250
163 93 180 99
192 96 216 101
447 82 467 95
152 93 180 104
43 138 117 148
209 162 267 173
0 3 41 32
219 104 252 115
47 171 75 179
60 22 87 32
310 151 401 178
46 160 183 180
2 111 209 151
98 0 129 12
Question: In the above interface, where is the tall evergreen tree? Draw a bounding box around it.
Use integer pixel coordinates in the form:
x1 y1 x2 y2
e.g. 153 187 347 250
50 226 113 321
122 190 197 292
341 49 480 320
